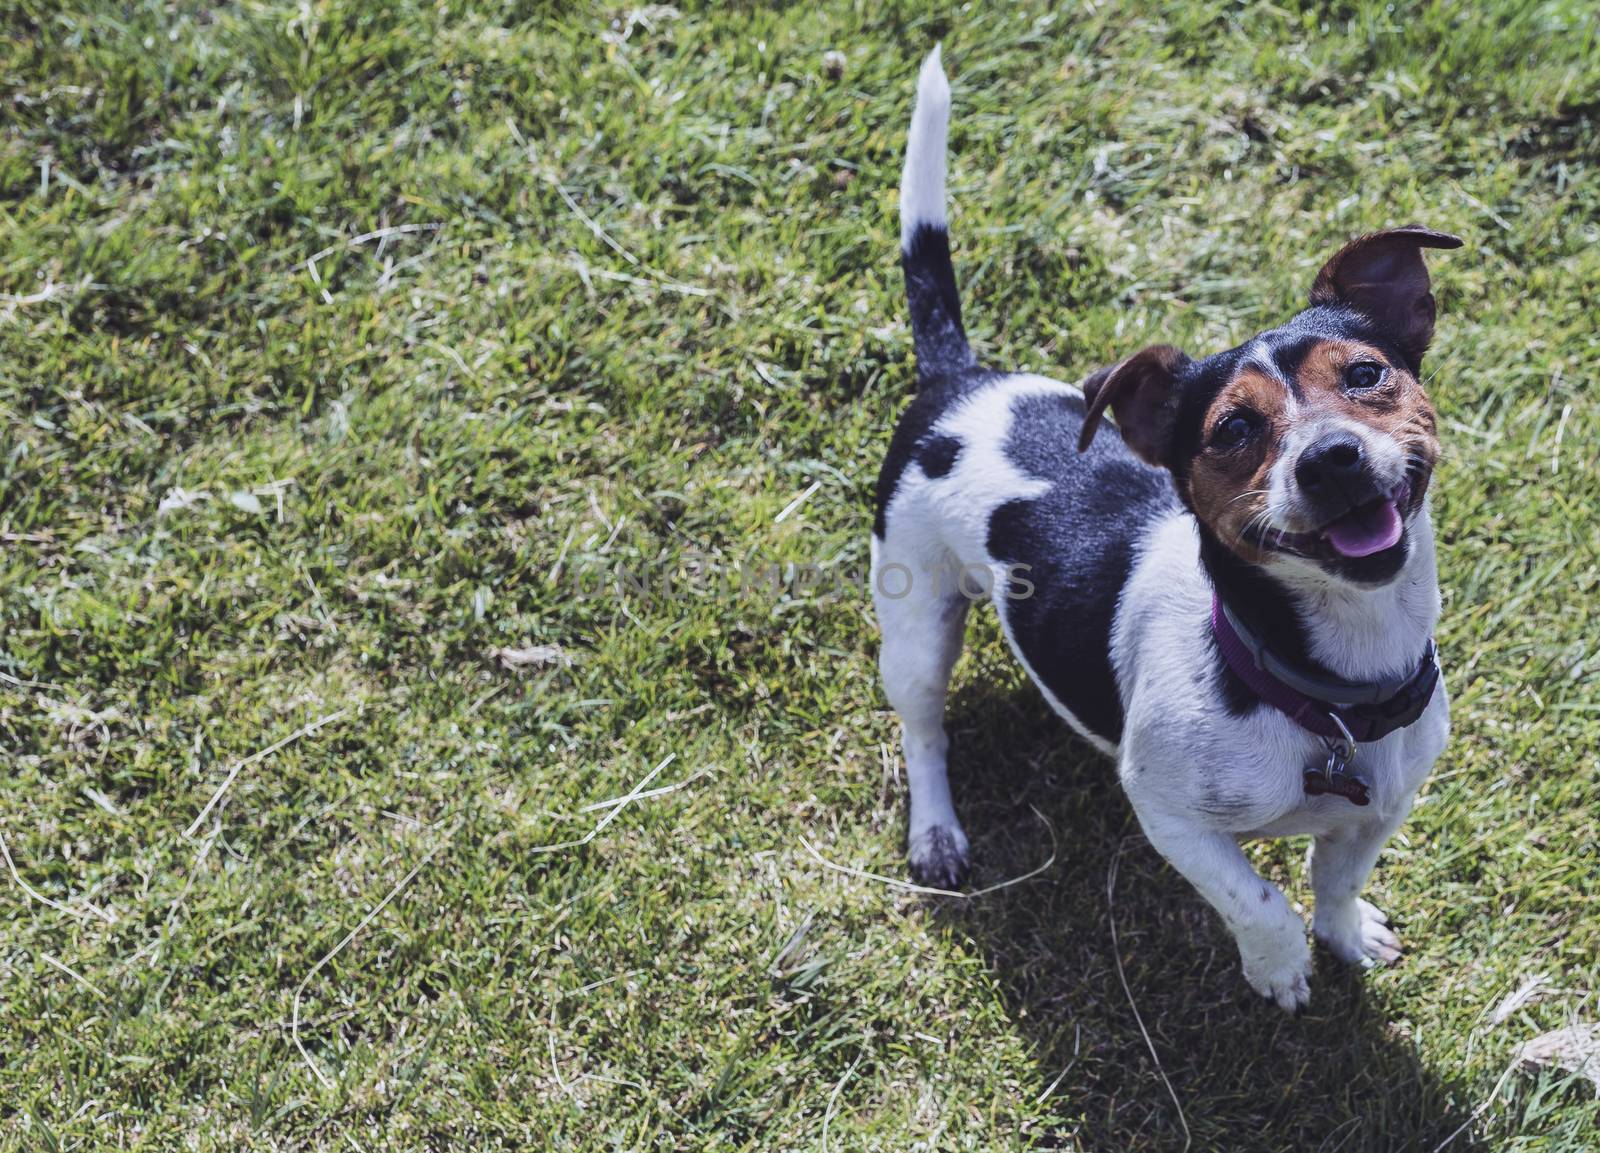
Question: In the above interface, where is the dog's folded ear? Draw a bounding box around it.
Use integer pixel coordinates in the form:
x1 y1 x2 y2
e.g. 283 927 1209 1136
1310 225 1463 370
1077 344 1190 465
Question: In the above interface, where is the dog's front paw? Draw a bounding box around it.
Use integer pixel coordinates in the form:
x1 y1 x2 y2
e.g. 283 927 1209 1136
1315 898 1401 967
1240 929 1313 1012
908 824 969 890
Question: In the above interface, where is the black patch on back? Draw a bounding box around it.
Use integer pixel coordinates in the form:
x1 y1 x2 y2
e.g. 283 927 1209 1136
873 368 997 538
917 434 961 478
987 391 1179 744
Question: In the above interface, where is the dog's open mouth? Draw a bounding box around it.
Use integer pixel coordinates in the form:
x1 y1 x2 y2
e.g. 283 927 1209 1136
1320 490 1406 558
1253 479 1412 560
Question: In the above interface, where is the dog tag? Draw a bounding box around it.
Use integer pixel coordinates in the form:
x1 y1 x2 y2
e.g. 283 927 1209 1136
1304 734 1370 805
1303 764 1371 805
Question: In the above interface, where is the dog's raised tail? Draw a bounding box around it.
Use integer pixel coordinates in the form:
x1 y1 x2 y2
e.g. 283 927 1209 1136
900 47 975 383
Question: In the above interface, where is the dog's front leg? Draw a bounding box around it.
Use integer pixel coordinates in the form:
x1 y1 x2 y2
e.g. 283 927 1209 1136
1309 815 1407 967
1134 808 1312 1011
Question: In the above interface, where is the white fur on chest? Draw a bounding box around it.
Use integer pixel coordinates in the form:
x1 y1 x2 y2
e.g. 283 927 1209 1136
1113 513 1449 837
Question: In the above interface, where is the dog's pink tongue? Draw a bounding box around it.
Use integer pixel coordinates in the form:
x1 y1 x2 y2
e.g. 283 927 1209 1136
1323 500 1403 558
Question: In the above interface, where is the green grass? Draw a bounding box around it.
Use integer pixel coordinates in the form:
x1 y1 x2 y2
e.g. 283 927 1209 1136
2 1 1597 1148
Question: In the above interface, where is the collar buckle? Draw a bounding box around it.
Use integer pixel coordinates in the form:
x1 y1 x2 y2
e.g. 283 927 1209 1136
1306 712 1370 805
1320 711 1357 774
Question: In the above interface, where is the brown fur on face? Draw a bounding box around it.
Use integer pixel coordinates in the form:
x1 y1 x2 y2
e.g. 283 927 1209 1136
1292 340 1438 453
1185 340 1440 562
1187 366 1290 564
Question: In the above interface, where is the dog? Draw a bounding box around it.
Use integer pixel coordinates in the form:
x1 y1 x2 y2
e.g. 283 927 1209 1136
871 48 1458 1010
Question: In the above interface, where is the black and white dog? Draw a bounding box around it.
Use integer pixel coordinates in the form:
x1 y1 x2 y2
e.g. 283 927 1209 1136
872 49 1459 1010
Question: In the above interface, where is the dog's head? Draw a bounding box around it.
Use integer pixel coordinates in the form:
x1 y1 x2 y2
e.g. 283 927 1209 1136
1078 226 1461 586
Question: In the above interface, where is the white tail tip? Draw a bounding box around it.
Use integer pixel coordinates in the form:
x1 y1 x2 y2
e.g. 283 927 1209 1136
900 46 950 252
918 44 950 107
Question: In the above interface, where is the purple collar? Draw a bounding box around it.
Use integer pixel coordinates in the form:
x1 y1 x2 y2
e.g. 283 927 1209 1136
1210 594 1440 743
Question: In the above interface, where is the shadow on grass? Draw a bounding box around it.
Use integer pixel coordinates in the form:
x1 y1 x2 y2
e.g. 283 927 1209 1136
932 671 1483 1153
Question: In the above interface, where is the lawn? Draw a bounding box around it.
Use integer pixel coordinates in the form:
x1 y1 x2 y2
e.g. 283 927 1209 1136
2 1 1598 1149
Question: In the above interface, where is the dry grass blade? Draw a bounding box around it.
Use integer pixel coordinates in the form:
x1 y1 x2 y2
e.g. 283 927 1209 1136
184 708 352 838
800 805 1057 899
0 831 115 924
1107 836 1191 1153
42 953 106 999
292 826 457 1089
529 753 678 855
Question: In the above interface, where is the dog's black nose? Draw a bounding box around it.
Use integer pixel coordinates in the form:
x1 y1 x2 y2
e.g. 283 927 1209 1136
1296 434 1365 495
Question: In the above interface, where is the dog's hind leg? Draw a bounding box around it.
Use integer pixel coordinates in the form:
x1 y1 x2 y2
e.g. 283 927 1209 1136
873 541 971 889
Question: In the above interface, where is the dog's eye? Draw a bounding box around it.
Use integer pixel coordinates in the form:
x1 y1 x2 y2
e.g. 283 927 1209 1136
1345 361 1385 391
1212 411 1258 449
